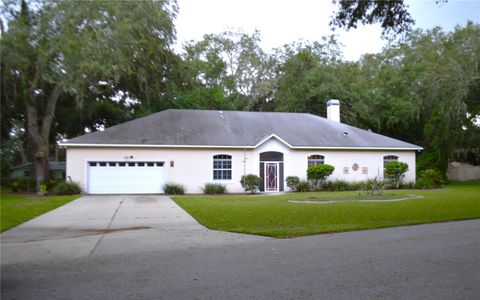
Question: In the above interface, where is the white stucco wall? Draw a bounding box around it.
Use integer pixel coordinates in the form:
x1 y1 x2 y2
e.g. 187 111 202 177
66 138 417 194
252 138 416 191
286 149 416 185
66 147 254 194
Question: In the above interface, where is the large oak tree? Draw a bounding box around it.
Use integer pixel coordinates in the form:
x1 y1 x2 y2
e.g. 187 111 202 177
1 0 178 189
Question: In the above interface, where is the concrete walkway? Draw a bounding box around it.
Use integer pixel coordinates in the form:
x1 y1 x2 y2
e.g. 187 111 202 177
1 195 267 264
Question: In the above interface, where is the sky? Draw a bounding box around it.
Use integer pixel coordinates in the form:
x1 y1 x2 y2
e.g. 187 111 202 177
174 0 480 61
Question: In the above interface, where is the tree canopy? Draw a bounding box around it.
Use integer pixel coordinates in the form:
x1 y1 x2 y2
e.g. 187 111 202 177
1 0 479 189
330 0 415 36
1 0 178 187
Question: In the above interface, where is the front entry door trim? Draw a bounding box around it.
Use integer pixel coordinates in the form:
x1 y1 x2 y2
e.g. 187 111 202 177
264 162 279 192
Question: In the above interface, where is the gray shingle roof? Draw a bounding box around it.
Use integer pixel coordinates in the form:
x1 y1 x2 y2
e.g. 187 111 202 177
63 109 422 150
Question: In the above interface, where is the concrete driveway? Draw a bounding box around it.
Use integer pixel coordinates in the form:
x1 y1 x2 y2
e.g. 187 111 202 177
1 195 479 299
1 195 267 264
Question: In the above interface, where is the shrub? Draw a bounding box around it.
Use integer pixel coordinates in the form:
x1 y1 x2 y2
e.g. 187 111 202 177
361 177 387 196
285 176 300 192
398 182 416 189
416 149 445 176
163 182 186 195
240 174 262 194
202 183 227 194
10 178 37 192
416 169 445 189
47 179 61 192
350 181 365 191
296 180 311 192
38 183 48 196
323 179 351 191
307 164 335 190
10 180 21 192
53 181 82 195
385 161 409 189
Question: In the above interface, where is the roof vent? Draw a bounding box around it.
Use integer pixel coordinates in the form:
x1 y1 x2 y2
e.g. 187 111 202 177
326 99 340 123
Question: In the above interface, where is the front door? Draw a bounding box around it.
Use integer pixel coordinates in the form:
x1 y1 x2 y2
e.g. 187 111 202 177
265 162 278 192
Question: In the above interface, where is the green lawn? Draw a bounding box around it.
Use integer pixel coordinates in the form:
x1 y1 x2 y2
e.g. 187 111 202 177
173 181 480 238
0 189 79 232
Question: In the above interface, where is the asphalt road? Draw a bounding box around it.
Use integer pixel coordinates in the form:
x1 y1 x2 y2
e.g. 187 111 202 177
1 196 479 299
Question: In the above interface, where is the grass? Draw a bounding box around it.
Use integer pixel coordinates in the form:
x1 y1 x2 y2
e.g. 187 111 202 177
289 193 421 202
173 181 480 238
0 188 79 232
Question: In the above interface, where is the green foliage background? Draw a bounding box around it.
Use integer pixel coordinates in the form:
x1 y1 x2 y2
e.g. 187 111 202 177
1 0 479 183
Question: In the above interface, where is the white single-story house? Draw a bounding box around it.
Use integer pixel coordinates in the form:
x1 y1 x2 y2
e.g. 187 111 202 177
62 100 423 194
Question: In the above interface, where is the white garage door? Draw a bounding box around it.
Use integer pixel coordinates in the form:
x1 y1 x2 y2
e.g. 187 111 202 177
87 161 165 194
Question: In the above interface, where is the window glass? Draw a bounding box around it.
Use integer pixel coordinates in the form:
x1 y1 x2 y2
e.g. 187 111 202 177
213 155 232 180
308 155 325 167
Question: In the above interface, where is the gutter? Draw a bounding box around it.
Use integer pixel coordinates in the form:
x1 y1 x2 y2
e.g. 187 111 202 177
59 142 423 151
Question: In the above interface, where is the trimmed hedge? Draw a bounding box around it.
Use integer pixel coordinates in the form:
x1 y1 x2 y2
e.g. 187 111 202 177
203 183 227 194
296 180 311 192
285 176 300 191
53 181 82 195
240 174 262 194
163 182 186 195
307 164 335 190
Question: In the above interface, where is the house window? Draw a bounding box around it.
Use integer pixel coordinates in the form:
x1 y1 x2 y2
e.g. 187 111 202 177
383 155 398 176
213 154 232 180
308 155 325 167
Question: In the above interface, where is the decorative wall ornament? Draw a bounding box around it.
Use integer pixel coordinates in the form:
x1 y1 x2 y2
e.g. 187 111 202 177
352 163 359 171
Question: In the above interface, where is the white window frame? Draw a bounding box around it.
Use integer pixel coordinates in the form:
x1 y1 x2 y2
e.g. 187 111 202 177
213 154 232 181
308 155 325 167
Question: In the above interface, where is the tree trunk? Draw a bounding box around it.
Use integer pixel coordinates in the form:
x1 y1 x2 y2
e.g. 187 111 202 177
18 139 28 165
54 144 59 162
25 84 62 191
26 103 49 191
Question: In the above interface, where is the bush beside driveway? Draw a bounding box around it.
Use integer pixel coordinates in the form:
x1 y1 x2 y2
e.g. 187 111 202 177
173 181 480 238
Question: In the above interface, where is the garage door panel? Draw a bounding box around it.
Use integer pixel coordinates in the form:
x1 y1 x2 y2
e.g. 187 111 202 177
88 162 165 194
